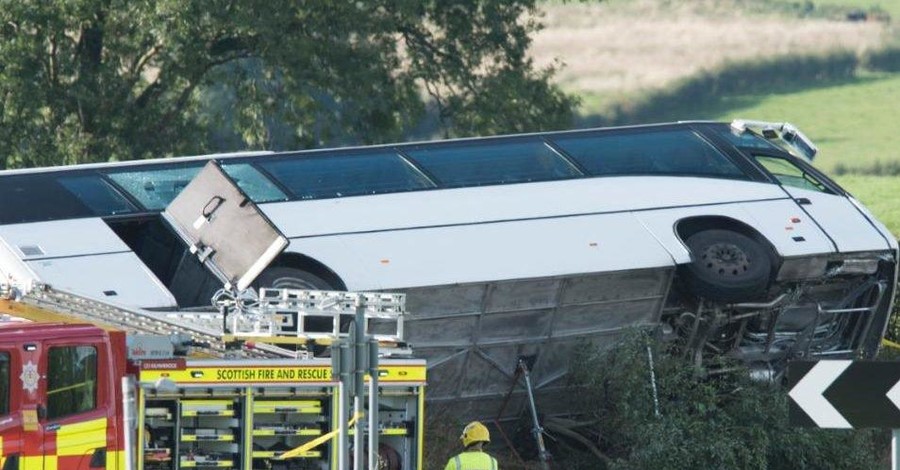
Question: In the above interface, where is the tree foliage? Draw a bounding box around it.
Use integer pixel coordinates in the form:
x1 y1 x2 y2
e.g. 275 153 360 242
0 0 577 169
555 332 886 470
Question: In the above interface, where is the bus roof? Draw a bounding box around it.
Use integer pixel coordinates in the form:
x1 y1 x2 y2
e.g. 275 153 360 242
0 120 725 176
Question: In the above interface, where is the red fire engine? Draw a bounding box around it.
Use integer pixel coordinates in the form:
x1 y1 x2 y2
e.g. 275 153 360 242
0 292 425 470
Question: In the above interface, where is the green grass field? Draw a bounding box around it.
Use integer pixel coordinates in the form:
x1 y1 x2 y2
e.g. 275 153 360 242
671 72 900 173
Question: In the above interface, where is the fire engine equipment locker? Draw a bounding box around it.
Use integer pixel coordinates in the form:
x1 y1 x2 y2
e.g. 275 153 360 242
136 359 425 470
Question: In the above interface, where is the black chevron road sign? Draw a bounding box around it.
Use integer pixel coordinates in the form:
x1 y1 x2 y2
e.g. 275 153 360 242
788 360 900 428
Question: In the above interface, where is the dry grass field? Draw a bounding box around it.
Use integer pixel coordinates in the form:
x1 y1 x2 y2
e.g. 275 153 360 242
531 0 891 110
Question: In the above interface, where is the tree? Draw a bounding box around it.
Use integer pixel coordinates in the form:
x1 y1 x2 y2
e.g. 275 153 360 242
0 0 577 169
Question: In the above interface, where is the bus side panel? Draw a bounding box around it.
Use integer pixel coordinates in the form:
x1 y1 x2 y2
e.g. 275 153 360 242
288 212 676 290
0 237 37 289
634 199 836 264
0 219 177 308
25 253 177 309
0 219 131 258
782 187 892 253
262 176 790 238
849 196 899 251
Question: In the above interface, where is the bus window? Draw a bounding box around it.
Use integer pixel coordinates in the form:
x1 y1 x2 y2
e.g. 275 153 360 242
219 163 288 203
754 155 831 193
713 127 782 150
0 352 8 415
553 130 746 179
47 345 97 420
57 175 136 216
405 140 581 188
0 175 96 224
106 165 204 210
259 152 435 200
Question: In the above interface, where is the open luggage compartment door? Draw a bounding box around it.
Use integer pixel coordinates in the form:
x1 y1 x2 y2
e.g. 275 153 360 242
163 160 289 291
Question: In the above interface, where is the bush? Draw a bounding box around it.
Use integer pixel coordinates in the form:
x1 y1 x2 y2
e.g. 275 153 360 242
554 331 887 469
861 46 900 73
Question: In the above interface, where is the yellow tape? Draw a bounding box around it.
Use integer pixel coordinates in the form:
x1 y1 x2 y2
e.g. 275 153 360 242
883 338 900 350
278 412 364 460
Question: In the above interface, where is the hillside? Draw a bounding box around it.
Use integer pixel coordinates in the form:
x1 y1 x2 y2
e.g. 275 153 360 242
532 0 891 112
532 0 900 234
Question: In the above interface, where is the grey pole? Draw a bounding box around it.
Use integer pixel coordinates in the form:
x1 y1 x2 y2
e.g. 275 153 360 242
520 360 551 470
337 342 352 470
353 297 367 470
368 340 380 470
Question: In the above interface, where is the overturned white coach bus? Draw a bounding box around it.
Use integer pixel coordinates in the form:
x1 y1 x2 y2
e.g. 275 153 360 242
0 120 895 419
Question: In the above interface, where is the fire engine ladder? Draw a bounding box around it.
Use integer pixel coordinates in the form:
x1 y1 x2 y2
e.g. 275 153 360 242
19 285 286 358
18 285 407 358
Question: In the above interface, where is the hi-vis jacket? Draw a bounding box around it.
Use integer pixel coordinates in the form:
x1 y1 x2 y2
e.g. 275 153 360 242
443 451 498 470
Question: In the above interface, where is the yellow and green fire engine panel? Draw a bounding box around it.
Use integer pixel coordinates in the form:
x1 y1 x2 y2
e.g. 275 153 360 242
135 359 425 470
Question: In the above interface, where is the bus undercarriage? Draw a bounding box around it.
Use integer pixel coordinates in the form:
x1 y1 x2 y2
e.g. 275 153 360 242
668 253 895 379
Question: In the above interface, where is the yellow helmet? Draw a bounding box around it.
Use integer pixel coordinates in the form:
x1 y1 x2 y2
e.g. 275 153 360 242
460 421 490 447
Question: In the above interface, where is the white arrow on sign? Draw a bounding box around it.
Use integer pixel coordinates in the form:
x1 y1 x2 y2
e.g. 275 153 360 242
788 360 852 428
886 374 900 413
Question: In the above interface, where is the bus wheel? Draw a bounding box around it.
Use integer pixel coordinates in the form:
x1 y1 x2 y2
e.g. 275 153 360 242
254 266 335 290
684 229 772 303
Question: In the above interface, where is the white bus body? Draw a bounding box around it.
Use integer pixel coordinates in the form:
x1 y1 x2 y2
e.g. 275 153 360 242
0 121 895 419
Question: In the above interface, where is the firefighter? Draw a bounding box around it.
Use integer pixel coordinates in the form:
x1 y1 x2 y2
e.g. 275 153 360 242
444 421 499 470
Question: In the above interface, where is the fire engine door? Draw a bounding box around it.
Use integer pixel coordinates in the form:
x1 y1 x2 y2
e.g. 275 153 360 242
162 160 289 291
0 344 22 470
40 340 110 470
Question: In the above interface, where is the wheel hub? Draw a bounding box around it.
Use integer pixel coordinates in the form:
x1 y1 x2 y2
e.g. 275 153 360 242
700 242 751 277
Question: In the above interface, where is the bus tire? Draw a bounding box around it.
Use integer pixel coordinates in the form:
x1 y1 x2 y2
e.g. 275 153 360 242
684 229 772 303
254 266 335 290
